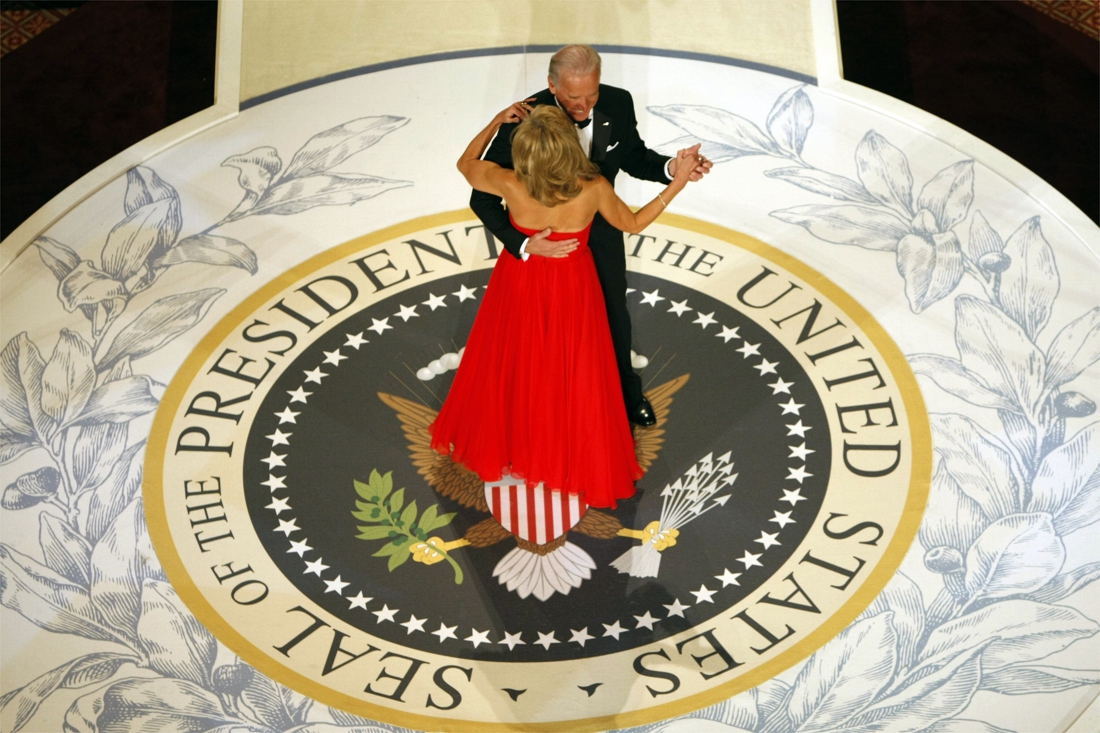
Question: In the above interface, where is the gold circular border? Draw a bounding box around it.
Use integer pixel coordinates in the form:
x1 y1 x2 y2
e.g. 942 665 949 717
145 209 932 733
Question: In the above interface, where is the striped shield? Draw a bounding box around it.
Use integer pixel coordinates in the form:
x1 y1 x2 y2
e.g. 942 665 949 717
484 479 588 544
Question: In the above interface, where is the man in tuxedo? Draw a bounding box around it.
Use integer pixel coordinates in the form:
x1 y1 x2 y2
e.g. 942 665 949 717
471 45 711 427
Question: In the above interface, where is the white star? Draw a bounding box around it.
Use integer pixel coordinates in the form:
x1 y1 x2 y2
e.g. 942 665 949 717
394 304 419 322
693 311 717 329
755 531 781 549
265 496 291 515
287 387 311 403
453 284 478 302
787 420 812 437
432 623 458 642
499 631 525 650
422 293 448 310
787 465 813 483
769 377 794 394
323 349 347 366
274 407 300 424
754 358 779 375
400 614 426 634
781 488 807 505
569 628 594 647
324 576 349 595
261 452 286 469
274 518 299 536
663 599 689 618
779 398 804 415
535 631 560 650
373 605 398 623
266 428 291 446
790 442 815 460
691 585 717 604
287 539 312 557
261 474 286 491
717 325 741 343
715 568 742 587
771 510 796 528
667 299 692 316
736 342 761 358
348 592 372 610
602 621 627 640
465 629 491 648
640 289 665 306
368 318 392 335
344 332 368 349
634 612 659 630
303 367 327 384
304 557 329 576
738 551 763 569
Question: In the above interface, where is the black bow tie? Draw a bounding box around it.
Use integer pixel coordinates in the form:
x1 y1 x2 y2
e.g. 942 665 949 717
575 117 592 130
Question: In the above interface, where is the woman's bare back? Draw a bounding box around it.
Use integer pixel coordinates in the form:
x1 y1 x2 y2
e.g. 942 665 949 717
497 172 604 233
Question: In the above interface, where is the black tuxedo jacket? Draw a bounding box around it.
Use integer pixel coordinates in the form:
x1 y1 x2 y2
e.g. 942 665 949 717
470 84 671 258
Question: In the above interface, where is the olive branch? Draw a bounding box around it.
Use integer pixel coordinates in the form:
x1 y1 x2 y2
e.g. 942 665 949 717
352 469 464 583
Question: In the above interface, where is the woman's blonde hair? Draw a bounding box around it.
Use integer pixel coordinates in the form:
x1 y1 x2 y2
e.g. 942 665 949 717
511 106 600 207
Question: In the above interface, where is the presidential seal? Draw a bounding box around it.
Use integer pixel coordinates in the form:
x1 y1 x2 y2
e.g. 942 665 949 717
145 211 931 732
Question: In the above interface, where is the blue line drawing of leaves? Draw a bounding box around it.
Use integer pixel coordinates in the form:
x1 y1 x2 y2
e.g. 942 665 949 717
83 440 145 545
764 168 879 205
684 688 761 731
34 236 81 281
857 573 926 673
0 333 50 443
1045 307 1100 388
136 579 217 689
100 197 182 282
89 497 166 641
920 459 988 558
649 105 782 158
770 204 910 251
123 166 180 216
923 721 1013 733
980 664 1100 695
2 468 60 511
1029 421 1100 535
963 513 1065 605
929 414 1020 519
41 329 96 427
238 670 294 730
65 677 235 733
998 217 1060 340
0 429 37 466
72 419 128 492
766 85 814 156
1027 561 1100 604
896 231 964 313
70 376 159 427
57 262 128 337
154 235 258 275
0 652 138 733
249 173 413 217
908 354 1017 411
785 612 898 732
281 116 409 180
97 288 225 369
290 725 412 733
915 161 974 232
966 211 1005 261
39 513 93 586
854 131 914 216
222 146 283 216
955 296 1045 418
629 720 753 733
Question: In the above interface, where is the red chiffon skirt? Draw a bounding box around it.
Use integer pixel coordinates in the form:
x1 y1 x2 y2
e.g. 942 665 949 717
430 217 641 508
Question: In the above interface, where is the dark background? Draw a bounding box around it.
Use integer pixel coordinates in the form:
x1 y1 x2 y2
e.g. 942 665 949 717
1 0 1097 240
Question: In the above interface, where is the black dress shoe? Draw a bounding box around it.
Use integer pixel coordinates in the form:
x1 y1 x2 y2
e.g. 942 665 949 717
629 397 657 427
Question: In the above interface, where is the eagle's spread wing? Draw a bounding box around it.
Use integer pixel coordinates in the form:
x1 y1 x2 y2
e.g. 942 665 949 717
377 392 488 512
634 374 690 472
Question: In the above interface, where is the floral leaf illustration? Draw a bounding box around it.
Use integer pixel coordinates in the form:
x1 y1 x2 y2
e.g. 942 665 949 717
0 428 36 465
41 329 96 426
924 721 1013 733
89 497 166 640
981 664 1100 695
73 420 128 492
238 670 294 730
34 236 81 281
963 513 1065 604
683 687 761 730
1027 561 1100 604
65 677 234 733
764 167 878 204
0 333 49 442
857 573 925 672
281 116 409 180
40 513 93 586
955 296 1045 417
123 166 180 216
250 173 412 217
1045 306 1100 388
915 161 974 232
222 146 283 215
0 544 124 643
628 720 753 733
2 468 60 510
1029 421 1100 531
785 613 898 732
998 217 1059 339
966 211 1005 261
57 262 127 328
854 131 914 215
0 652 137 733
766 85 814 156
84 440 145 545
919 461 988 558
918 599 1099 673
908 354 1016 411
100 197 182 282
71 376 159 426
649 105 781 157
770 204 910 250
929 414 1019 519
896 231 964 313
98 288 225 369
154 235 258 275
136 579 217 688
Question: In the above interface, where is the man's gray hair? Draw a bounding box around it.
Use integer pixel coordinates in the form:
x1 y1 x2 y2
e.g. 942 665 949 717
548 45 601 83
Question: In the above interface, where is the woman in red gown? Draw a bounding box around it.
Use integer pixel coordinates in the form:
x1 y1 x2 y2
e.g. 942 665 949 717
430 105 697 509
